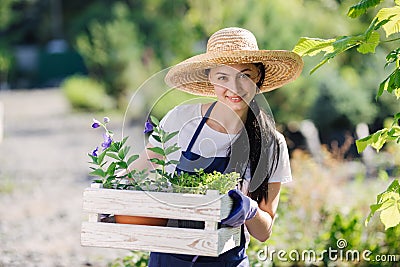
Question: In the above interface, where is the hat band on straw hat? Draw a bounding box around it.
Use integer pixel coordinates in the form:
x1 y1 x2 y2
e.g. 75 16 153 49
165 27 303 96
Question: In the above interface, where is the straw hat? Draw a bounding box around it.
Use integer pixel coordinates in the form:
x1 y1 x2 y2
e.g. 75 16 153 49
165 27 303 96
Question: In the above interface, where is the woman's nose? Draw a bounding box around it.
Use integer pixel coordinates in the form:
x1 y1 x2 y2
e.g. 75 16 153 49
229 79 245 95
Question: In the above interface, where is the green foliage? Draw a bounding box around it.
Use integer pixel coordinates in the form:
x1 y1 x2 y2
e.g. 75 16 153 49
365 179 400 230
0 0 19 32
169 169 240 194
61 75 114 111
88 118 149 190
293 16 385 74
309 80 378 131
75 2 159 108
147 115 239 194
347 0 385 18
376 6 400 37
147 115 180 180
0 46 13 85
109 251 149 267
293 0 400 230
89 115 239 194
356 113 400 152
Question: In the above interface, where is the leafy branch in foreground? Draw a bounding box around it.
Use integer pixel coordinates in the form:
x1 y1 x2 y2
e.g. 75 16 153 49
365 179 400 230
293 0 400 229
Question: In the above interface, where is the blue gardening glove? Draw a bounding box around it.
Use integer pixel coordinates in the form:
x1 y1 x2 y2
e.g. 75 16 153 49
221 189 258 228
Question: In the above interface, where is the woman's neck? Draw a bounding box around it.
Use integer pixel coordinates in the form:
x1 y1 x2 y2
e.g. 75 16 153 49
203 102 248 134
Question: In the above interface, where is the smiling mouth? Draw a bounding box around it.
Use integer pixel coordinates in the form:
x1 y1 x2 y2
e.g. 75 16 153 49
227 95 246 103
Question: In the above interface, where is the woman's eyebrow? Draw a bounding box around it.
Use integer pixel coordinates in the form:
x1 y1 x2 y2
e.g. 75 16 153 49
215 71 229 75
239 68 252 73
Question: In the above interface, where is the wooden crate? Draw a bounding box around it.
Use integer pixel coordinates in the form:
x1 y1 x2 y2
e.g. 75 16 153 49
81 184 241 257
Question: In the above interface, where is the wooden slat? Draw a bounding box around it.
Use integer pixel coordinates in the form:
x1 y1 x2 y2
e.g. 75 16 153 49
218 227 241 255
81 222 221 256
82 188 232 221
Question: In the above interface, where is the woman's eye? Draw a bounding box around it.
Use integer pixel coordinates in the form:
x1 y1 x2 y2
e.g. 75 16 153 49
217 76 227 81
238 73 250 79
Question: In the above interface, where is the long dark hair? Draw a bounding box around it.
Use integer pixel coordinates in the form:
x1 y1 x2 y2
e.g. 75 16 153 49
228 63 281 203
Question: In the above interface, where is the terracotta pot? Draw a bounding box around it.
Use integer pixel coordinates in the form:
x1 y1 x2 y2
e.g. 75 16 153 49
114 215 167 226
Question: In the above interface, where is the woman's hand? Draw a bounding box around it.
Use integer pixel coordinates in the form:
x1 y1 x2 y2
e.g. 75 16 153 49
221 189 259 228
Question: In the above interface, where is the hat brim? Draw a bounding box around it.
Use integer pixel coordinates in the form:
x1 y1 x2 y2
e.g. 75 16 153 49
165 50 303 96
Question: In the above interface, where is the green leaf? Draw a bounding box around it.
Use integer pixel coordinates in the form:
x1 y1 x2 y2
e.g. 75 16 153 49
356 128 390 152
296 35 361 74
371 128 389 151
165 144 180 155
164 131 179 143
97 150 107 165
376 6 400 37
147 146 165 156
127 154 139 166
118 161 128 169
150 115 160 126
355 134 373 153
88 153 98 164
108 142 119 153
378 192 400 229
106 162 117 175
166 160 180 165
365 203 382 226
292 37 335 57
394 113 400 124
357 31 380 54
395 88 400 99
121 136 129 146
365 179 400 228
347 0 384 18
378 75 390 99
377 69 400 99
152 134 162 143
106 152 120 161
149 158 165 165
89 168 106 178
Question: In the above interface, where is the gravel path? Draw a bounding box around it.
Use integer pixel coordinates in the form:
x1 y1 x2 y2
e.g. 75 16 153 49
0 89 144 267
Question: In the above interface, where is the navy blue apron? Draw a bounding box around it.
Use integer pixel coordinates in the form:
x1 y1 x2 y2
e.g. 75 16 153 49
148 102 249 267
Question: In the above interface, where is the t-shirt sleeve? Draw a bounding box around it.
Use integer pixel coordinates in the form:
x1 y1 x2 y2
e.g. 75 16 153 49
268 132 293 184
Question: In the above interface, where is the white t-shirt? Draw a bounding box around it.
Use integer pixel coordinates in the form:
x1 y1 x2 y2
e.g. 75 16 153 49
149 103 292 186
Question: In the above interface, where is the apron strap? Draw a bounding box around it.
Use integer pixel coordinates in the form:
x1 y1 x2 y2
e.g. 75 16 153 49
186 101 217 152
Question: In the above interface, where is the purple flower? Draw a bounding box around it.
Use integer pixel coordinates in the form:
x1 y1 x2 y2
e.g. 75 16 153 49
91 147 99 157
92 118 101 129
144 119 154 133
101 133 113 150
103 117 110 123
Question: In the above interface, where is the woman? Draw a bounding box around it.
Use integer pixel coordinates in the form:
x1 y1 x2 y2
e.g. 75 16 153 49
132 27 303 266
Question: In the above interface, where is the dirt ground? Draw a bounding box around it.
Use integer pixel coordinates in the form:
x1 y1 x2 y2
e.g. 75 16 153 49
0 89 145 267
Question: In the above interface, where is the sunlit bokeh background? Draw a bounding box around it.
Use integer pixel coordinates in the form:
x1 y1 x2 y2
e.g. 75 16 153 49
0 0 399 266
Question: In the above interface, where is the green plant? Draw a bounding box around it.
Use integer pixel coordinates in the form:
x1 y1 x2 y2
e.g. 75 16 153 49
0 46 13 87
109 251 149 267
61 75 114 111
75 2 158 109
88 116 240 194
88 117 149 190
292 0 400 230
365 178 400 230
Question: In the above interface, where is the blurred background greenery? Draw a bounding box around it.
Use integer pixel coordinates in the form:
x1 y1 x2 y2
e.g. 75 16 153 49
0 0 399 266
1 0 398 139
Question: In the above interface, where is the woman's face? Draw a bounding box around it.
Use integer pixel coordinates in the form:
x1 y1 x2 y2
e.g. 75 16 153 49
209 63 261 112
